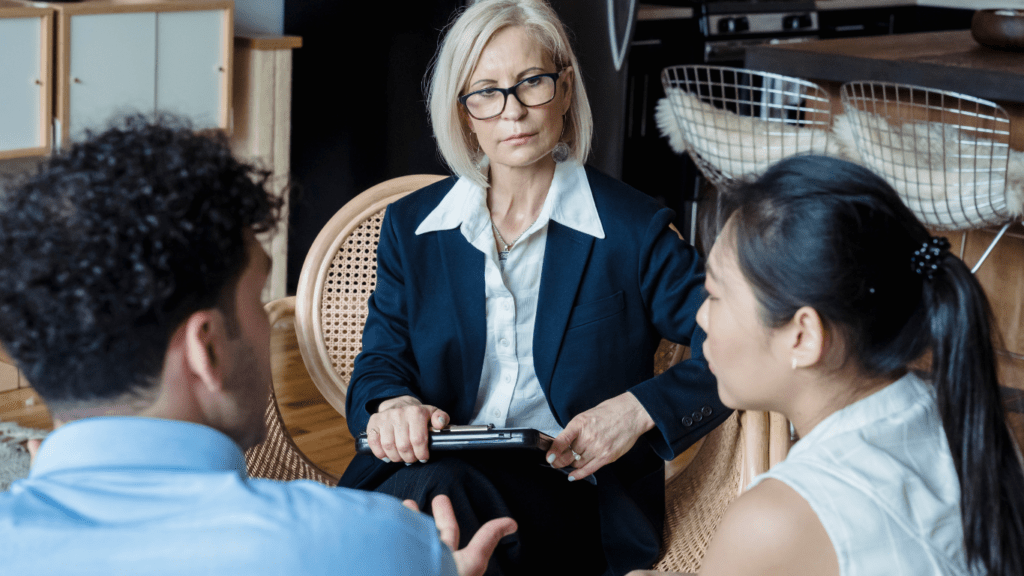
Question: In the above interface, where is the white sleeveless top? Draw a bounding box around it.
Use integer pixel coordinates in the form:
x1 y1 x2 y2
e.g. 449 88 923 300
749 373 979 576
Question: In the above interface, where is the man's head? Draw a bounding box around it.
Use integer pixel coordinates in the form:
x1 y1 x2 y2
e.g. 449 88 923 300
0 116 282 447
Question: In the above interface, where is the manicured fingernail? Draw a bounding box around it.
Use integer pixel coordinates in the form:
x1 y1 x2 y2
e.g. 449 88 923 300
567 476 575 482
419 459 427 463
546 454 556 464
405 462 412 466
382 457 391 463
439 416 447 426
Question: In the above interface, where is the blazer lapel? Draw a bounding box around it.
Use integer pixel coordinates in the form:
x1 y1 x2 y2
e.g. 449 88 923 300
534 221 595 398
436 229 487 416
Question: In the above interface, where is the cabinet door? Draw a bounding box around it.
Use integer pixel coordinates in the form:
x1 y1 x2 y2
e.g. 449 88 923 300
68 12 156 139
0 17 46 152
156 10 225 130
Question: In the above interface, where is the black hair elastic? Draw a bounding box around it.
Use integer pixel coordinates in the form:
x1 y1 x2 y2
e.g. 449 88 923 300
911 237 951 281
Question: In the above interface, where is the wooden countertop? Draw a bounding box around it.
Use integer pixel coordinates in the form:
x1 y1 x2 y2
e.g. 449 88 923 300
745 30 1024 105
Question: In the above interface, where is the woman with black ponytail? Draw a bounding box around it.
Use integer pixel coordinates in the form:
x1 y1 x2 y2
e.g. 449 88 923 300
631 155 1024 576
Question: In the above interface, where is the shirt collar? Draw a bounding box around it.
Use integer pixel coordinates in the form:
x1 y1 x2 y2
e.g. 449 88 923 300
30 417 248 477
415 161 606 240
787 372 932 458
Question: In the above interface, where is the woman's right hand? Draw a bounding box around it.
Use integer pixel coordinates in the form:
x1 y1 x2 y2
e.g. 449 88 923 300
365 395 450 463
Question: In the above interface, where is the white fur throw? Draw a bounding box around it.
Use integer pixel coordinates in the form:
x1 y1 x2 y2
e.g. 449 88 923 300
656 89 844 182
656 88 1024 230
833 112 1024 230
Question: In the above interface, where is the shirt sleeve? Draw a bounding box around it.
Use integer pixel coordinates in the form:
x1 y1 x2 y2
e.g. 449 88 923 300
345 208 424 437
629 208 732 460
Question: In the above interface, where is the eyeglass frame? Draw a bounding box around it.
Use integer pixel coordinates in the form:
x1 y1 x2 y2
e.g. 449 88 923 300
458 71 563 120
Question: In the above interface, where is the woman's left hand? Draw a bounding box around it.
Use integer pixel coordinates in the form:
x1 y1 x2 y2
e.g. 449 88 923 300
546 391 655 481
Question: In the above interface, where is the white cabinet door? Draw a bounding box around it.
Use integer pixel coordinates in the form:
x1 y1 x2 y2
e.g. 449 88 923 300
69 12 156 139
156 10 225 130
0 17 44 151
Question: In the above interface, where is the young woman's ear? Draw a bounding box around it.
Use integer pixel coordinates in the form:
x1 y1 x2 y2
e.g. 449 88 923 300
788 306 827 370
181 309 228 393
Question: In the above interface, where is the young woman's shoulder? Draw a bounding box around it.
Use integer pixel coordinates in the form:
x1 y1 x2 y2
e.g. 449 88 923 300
698 478 839 576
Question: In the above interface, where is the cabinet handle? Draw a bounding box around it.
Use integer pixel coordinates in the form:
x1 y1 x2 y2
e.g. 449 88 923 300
73 78 82 84
35 79 42 85
218 66 225 72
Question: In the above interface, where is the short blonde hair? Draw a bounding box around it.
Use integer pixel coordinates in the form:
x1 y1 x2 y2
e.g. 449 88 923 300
426 0 593 188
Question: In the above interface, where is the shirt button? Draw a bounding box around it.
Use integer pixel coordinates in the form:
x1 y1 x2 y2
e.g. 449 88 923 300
501 338 510 347
492 409 501 418
701 405 713 416
504 302 512 311
682 416 693 427
692 411 703 423
504 375 512 383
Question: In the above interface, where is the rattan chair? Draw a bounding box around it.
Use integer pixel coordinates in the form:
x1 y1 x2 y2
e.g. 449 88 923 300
244 301 337 484
652 343 790 573
839 81 1023 272
243 174 446 483
658 65 835 190
292 174 446 418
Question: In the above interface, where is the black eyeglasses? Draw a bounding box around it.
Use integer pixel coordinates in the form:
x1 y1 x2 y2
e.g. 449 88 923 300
458 71 562 120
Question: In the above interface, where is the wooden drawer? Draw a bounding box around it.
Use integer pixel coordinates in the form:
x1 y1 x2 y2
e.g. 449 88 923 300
0 345 19 392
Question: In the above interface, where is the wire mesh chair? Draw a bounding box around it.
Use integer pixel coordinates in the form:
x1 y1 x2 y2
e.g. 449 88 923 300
840 81 1022 272
659 65 835 189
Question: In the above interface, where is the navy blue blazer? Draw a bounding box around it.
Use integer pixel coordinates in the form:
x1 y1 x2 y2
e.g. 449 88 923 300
340 167 730 573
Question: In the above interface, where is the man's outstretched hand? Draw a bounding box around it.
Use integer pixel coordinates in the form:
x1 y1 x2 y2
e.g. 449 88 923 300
403 495 517 576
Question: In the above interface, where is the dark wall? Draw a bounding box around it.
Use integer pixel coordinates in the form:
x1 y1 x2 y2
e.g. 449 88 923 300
548 0 635 181
284 1 461 291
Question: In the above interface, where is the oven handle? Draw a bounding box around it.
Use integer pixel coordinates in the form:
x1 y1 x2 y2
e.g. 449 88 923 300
704 35 818 63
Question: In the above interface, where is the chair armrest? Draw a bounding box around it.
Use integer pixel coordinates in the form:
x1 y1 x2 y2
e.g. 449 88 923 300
264 296 296 327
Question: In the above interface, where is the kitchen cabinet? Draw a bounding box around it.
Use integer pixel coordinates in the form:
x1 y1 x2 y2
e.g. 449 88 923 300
231 34 302 301
53 0 233 147
0 2 52 159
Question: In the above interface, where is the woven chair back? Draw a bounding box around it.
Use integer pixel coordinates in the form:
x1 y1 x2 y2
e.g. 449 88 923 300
660 65 834 189
244 389 337 484
294 175 447 419
652 342 790 572
840 81 1014 231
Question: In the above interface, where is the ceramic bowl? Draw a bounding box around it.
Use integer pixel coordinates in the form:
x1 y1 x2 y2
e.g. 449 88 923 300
972 9 1024 51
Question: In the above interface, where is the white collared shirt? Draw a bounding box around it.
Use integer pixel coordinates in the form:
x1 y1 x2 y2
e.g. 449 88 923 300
415 161 605 436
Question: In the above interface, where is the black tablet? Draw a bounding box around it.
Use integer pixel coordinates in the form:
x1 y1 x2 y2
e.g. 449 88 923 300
356 425 553 454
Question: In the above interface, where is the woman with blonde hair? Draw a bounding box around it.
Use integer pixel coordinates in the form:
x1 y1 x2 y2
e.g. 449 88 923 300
339 1 727 574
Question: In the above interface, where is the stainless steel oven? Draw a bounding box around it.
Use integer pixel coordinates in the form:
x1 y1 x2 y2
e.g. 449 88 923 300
700 1 819 65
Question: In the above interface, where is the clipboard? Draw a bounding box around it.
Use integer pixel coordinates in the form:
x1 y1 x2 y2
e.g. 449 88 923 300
355 424 554 454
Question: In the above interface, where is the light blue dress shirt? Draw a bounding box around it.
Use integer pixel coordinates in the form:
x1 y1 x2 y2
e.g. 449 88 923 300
0 417 457 575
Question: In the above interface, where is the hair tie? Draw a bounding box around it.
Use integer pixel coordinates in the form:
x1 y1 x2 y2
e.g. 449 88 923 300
911 237 951 281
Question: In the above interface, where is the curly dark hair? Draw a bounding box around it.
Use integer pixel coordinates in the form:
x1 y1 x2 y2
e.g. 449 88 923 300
0 115 282 410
